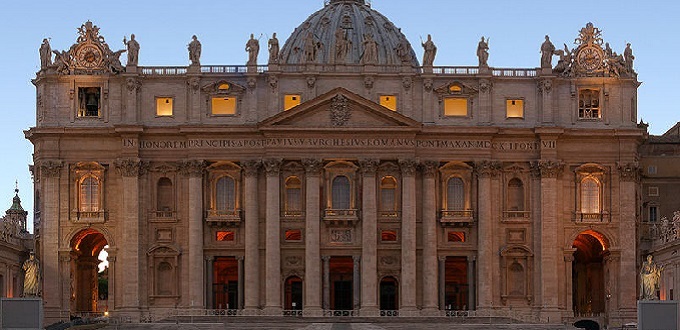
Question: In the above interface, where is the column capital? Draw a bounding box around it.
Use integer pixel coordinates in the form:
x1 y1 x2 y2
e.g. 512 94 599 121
438 256 447 262
398 158 418 176
241 159 262 177
617 161 641 182
358 158 379 175
474 160 501 178
236 256 244 261
180 159 206 177
263 158 283 175
302 158 323 175
530 160 564 178
39 160 63 178
353 255 361 263
421 160 439 177
115 158 149 177
564 255 574 262
321 255 331 262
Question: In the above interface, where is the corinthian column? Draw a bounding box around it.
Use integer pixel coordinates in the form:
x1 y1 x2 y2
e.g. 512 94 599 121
475 160 500 310
302 158 323 315
617 162 640 320
399 158 418 312
181 160 205 308
242 159 261 312
263 158 283 314
422 160 439 313
38 161 63 323
115 158 147 313
359 158 379 315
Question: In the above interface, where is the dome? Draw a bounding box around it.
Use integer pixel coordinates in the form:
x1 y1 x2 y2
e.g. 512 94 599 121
279 0 419 66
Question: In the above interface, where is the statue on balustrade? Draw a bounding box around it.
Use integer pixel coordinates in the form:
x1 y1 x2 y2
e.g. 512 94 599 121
123 34 140 66
39 38 52 69
268 33 279 64
188 35 201 65
540 35 555 68
421 34 437 66
477 36 489 67
639 254 663 300
22 251 41 297
246 33 260 66
624 43 635 73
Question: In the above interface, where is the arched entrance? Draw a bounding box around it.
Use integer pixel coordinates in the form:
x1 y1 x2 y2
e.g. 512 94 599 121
70 229 108 313
572 230 607 316
379 276 398 311
284 276 303 310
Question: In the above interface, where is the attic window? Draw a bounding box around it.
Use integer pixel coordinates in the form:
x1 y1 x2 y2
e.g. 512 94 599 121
506 99 524 118
212 97 237 115
380 95 397 111
448 85 463 93
444 98 468 117
284 94 302 111
156 97 173 116
218 83 230 91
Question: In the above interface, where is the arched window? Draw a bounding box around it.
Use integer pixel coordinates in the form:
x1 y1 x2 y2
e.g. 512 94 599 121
581 177 600 214
331 176 351 209
157 177 174 211
79 176 99 212
380 176 397 212
507 178 524 211
285 176 302 212
446 177 464 210
157 262 173 296
216 176 236 211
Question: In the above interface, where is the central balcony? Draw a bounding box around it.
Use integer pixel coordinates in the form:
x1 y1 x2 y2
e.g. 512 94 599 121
573 211 610 223
70 210 107 224
439 210 475 227
205 209 242 227
323 209 360 226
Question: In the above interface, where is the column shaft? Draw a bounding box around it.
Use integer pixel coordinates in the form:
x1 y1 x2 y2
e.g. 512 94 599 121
399 160 417 310
353 257 361 310
243 161 260 311
41 163 61 321
265 160 282 313
477 174 493 308
188 174 203 307
422 162 438 311
323 256 330 310
303 159 322 314
360 159 378 313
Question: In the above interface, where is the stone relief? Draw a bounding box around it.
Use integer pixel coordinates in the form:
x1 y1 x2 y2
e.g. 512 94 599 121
306 76 317 89
329 94 351 126
361 34 378 65
330 229 352 243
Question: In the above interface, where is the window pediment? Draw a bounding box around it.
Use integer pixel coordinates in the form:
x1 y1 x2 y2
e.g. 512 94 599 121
434 81 479 99
201 80 246 95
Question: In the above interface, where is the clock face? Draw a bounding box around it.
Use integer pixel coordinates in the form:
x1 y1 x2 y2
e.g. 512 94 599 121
577 46 603 71
76 44 102 68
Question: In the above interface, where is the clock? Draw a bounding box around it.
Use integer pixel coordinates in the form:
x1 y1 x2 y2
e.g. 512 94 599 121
577 46 603 72
76 44 102 68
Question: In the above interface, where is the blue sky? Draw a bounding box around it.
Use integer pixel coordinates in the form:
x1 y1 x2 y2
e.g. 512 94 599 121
0 0 678 231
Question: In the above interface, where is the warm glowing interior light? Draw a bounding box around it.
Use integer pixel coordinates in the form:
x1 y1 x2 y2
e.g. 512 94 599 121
284 94 302 111
218 83 230 90
506 99 524 118
212 97 237 115
444 98 467 116
449 85 462 93
156 97 173 116
380 95 397 111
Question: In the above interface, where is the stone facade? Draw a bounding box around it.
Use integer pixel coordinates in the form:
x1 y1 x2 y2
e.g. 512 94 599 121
27 1 644 328
0 188 33 299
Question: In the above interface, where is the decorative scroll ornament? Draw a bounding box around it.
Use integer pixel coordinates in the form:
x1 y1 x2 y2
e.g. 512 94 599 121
53 21 127 75
475 160 502 178
180 160 206 177
241 159 261 177
358 158 379 175
39 161 64 178
398 158 418 176
263 158 283 175
329 94 351 126
115 158 148 177
302 158 323 175
530 160 564 178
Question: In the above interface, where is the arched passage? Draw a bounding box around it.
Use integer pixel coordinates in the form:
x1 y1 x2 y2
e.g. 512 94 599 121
284 276 303 310
572 230 608 316
70 228 108 313
379 276 399 311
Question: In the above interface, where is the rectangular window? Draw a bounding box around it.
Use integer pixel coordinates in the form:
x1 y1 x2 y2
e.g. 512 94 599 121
447 231 466 242
648 165 657 175
78 87 101 117
381 230 398 242
506 99 524 118
156 97 173 116
211 97 237 115
216 231 235 241
444 98 468 117
649 186 659 197
649 206 658 222
284 94 302 111
380 95 397 111
578 89 600 119
285 229 302 242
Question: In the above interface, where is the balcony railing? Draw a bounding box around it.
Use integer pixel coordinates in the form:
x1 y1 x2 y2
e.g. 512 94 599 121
502 211 531 220
281 210 305 220
323 209 360 226
71 210 107 223
205 209 242 225
573 212 610 223
439 210 475 226
378 211 401 220
149 210 177 222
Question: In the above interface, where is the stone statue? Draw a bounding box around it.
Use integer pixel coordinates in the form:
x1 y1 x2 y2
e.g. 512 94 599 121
477 36 489 67
604 42 613 58
52 49 70 74
640 255 662 300
553 43 572 75
246 33 259 66
624 43 635 73
104 46 126 73
334 28 351 63
540 35 555 68
22 251 40 297
361 34 378 65
395 34 412 64
304 32 319 63
188 35 201 65
421 34 437 66
123 34 140 66
39 38 52 69
268 33 279 64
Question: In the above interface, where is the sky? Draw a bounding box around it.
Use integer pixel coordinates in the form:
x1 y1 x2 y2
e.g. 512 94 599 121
0 0 678 232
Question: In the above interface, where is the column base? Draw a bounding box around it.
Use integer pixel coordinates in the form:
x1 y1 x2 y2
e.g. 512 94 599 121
303 307 324 317
398 306 419 317
113 307 142 323
242 307 262 316
420 306 440 316
359 306 379 317
538 308 561 324
262 306 282 316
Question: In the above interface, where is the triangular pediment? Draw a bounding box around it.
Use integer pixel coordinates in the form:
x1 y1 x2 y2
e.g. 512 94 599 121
259 88 421 130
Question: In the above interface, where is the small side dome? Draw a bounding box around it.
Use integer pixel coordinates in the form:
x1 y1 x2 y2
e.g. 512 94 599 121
279 0 419 66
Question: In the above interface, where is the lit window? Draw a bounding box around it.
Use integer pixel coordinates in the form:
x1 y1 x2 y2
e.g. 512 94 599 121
648 165 657 175
380 95 397 111
212 97 237 115
156 97 173 116
215 176 236 211
218 83 230 91
580 177 600 214
78 87 101 117
331 176 351 209
444 98 468 117
446 177 465 210
649 206 658 222
381 230 398 242
285 229 302 241
506 99 524 118
578 89 600 119
448 85 462 93
648 186 659 197
216 231 235 241
284 95 302 111
79 176 100 212
447 231 465 242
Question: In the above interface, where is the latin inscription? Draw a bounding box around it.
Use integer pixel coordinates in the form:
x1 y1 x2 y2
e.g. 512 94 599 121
122 138 556 152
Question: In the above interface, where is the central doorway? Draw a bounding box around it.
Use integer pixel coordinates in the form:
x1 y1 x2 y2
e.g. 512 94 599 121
379 276 399 310
213 257 239 310
572 230 607 316
445 256 469 310
329 257 353 310
284 276 303 310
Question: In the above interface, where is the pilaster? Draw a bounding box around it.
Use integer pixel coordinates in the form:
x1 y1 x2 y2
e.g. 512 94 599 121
38 160 63 323
180 159 206 308
475 160 501 309
616 162 640 322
